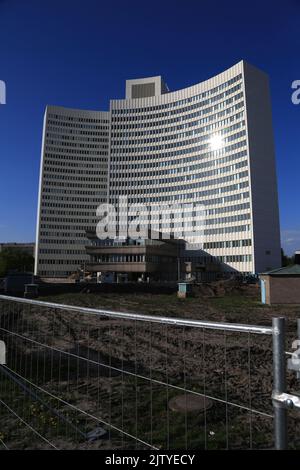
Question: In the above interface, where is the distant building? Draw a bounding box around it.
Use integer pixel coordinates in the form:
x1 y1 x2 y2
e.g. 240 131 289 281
35 61 281 278
0 243 35 257
260 252 300 304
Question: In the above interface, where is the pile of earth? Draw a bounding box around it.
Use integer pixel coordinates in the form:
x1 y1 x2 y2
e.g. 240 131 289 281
194 278 259 298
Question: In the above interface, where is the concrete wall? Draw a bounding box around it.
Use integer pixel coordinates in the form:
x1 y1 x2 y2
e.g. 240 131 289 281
261 275 300 304
243 63 281 273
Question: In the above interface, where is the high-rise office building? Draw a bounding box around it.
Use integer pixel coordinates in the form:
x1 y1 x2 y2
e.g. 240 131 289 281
35 106 109 277
35 61 281 277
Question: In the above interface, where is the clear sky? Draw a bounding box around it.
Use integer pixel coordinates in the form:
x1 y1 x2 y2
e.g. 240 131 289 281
0 0 299 254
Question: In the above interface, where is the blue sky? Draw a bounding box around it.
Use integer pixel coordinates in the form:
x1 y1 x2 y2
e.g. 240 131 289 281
0 0 299 254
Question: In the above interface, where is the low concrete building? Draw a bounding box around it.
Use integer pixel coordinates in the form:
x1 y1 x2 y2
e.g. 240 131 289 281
260 252 300 305
85 232 185 282
85 231 225 283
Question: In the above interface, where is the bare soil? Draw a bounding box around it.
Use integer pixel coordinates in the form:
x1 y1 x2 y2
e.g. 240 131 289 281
1 282 300 450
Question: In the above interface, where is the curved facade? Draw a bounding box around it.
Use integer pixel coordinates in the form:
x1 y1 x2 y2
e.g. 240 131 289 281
35 61 281 277
35 106 109 277
109 61 281 274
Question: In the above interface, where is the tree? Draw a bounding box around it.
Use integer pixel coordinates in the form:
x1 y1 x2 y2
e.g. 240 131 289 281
281 248 294 267
0 248 34 277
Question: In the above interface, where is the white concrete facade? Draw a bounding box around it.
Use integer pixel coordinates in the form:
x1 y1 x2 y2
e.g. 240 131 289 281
35 61 281 277
35 106 109 277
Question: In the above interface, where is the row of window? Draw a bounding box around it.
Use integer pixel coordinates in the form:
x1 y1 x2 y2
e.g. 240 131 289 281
44 167 107 176
111 181 250 205
112 149 248 174
39 248 84 255
110 139 247 166
38 259 87 265
42 209 98 221
45 153 108 161
203 224 251 236
39 239 88 244
92 254 175 264
206 202 251 216
42 188 105 196
42 198 102 208
45 147 108 157
112 80 242 115
47 126 109 136
203 212 251 226
112 123 246 153
117 118 245 147
112 101 245 133
43 181 101 189
44 174 102 182
201 191 250 207
45 146 108 155
42 192 250 216
112 171 249 194
111 111 244 138
38 271 71 276
130 202 251 219
114 98 244 136
203 239 252 249
219 255 252 263
41 218 96 226
47 119 109 130
46 132 109 142
114 161 248 183
42 196 104 204
46 140 108 149
112 93 244 125
48 113 109 124
112 130 246 155
39 232 88 239
44 161 107 169
40 217 252 232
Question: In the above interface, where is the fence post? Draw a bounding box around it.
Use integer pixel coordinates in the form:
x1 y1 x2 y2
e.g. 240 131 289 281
272 317 287 450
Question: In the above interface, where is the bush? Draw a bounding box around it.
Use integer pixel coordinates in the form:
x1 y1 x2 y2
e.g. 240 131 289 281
0 248 34 277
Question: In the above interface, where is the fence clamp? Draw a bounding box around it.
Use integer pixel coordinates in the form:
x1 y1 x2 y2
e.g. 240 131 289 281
272 391 300 410
287 353 300 379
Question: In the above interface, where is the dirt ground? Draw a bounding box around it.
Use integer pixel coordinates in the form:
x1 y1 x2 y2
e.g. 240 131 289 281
41 279 300 325
1 281 300 450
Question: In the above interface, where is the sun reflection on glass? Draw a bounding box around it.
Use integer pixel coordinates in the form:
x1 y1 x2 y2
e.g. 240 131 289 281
209 134 224 151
